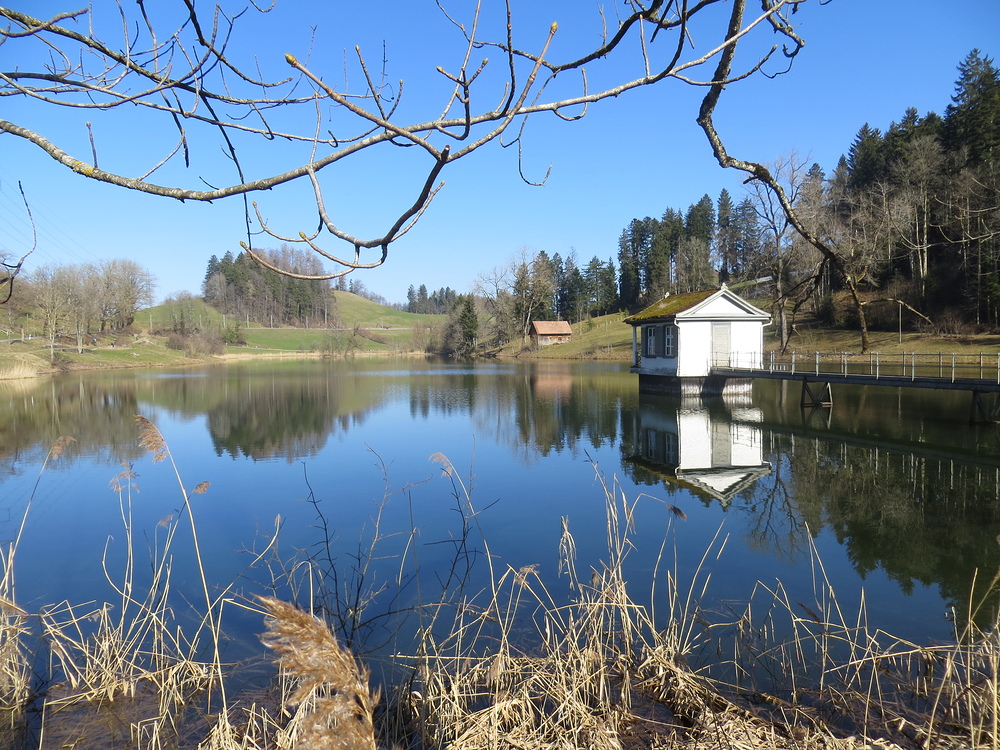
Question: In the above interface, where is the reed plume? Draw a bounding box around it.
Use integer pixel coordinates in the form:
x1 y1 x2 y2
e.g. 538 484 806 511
259 596 378 750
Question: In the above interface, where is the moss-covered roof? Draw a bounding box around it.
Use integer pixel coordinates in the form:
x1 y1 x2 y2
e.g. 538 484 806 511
623 288 719 324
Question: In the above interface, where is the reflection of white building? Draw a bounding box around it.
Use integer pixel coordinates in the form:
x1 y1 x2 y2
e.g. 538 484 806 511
624 285 770 395
629 399 771 506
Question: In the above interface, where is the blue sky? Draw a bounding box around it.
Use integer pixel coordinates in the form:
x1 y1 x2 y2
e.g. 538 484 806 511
2 0 998 306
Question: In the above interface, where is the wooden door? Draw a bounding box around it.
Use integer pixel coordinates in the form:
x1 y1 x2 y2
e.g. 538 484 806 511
712 322 731 367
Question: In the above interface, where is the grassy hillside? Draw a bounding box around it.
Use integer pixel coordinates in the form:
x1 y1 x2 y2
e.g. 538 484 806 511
141 296 223 332
147 292 442 333
0 292 447 377
147 291 446 353
8 290 1000 380
512 308 1000 360
332 292 442 329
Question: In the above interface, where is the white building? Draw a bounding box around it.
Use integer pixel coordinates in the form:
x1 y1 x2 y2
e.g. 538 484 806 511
627 399 771 507
624 285 770 395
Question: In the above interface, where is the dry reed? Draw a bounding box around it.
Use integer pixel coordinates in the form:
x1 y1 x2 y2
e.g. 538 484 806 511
0 436 78 741
706 537 1000 750
5 433 998 749
31 420 278 748
259 596 378 750
400 467 981 750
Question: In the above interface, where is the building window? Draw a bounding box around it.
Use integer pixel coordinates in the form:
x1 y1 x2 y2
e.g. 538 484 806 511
664 325 676 358
644 326 657 357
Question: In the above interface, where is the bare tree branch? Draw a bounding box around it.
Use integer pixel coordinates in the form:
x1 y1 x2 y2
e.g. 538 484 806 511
0 182 35 303
695 0 908 352
2 0 814 282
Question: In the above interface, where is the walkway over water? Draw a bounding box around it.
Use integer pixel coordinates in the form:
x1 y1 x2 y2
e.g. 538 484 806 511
711 351 1000 421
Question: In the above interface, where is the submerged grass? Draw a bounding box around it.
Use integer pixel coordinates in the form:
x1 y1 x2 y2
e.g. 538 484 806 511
2 428 999 748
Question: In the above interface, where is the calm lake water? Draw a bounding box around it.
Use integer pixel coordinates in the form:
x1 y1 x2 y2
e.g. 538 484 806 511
3 357 999 670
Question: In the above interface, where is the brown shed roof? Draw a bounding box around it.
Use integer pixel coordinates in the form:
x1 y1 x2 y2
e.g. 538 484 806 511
531 320 573 335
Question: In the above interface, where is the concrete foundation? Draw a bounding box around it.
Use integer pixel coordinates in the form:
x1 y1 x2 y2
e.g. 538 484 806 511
637 373 754 397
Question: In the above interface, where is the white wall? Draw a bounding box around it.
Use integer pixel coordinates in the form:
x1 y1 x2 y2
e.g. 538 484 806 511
729 320 764 368
677 320 712 377
729 423 763 466
694 296 746 317
676 407 713 470
634 291 767 377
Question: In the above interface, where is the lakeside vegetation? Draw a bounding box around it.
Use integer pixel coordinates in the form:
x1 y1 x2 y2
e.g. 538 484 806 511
3 423 997 749
8 288 1000 381
1 5 996 747
0 293 447 378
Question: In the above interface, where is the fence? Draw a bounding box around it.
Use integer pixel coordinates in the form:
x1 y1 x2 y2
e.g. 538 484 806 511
717 351 1000 385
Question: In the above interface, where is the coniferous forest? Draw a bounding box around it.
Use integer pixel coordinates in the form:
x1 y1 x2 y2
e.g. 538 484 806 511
473 50 998 350
187 51 997 355
611 50 999 345
202 247 335 327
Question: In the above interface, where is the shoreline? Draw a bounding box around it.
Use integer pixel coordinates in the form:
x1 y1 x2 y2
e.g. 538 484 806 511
6 324 1000 382
0 343 444 381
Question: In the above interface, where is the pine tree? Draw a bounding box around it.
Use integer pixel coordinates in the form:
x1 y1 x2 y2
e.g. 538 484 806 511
457 295 479 355
647 208 683 298
684 194 716 247
616 223 643 309
944 49 1000 168
847 123 885 190
716 189 736 282
732 197 762 279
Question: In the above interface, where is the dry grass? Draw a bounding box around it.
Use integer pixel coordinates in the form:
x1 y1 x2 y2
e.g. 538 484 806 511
0 353 46 381
0 594 29 747
31 426 232 748
4 435 1000 749
0 436 77 742
259 596 378 750
715 556 1000 750
402 471 888 750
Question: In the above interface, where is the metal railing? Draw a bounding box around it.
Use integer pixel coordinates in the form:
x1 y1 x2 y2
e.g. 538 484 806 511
714 351 1000 385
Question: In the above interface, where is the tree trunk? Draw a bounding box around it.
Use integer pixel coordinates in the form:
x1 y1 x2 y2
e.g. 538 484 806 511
775 265 790 352
847 282 871 352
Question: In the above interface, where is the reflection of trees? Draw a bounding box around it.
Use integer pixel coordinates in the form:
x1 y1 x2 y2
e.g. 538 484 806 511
470 364 637 460
1 365 394 467
748 381 1000 616
207 381 334 461
196 362 635 462
195 368 384 462
785 435 1000 616
408 371 478 422
0 375 143 472
406 363 636 460
731 450 810 561
4 362 638 470
619 384 1000 617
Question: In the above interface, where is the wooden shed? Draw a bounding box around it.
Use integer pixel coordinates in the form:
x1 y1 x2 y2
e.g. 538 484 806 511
624 285 770 395
531 320 573 347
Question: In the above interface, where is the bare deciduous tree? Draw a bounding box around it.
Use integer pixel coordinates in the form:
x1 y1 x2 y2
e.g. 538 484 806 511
695 2 924 351
744 152 811 350
27 260 155 358
97 259 157 330
891 136 946 298
27 266 72 360
1 0 812 284
475 264 515 347
476 246 554 347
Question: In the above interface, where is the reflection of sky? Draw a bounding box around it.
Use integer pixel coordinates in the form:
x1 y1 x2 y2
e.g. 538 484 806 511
1 362 978 661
